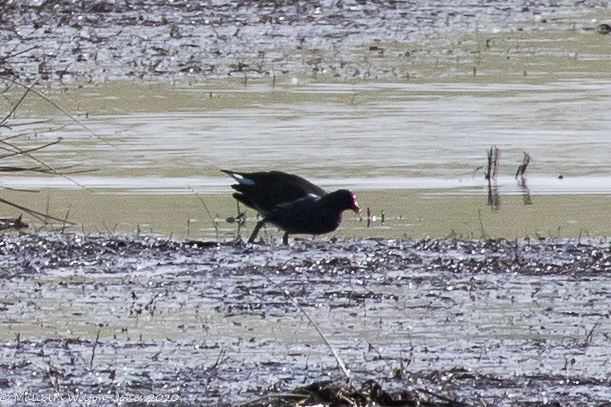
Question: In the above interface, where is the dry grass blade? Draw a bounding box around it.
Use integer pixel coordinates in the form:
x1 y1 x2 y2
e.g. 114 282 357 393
0 196 75 225
0 83 32 128
0 82 104 230
1 78 115 148
0 163 94 173
485 146 501 210
0 166 43 172
264 273 353 386
290 297 352 382
3 45 40 60
233 393 309 407
0 119 51 131
189 185 219 239
414 387 469 406
0 138 62 160
0 137 89 189
0 84 95 188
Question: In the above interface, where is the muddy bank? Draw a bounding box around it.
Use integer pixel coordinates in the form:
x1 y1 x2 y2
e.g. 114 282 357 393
1 1 609 83
0 233 610 406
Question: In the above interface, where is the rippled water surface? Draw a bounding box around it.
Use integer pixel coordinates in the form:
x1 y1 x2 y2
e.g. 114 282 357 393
2 77 611 239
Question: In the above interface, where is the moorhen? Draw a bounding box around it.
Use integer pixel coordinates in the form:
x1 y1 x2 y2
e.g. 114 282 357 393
221 170 360 244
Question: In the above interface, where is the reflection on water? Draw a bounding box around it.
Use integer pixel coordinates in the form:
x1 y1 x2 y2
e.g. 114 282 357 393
517 175 533 205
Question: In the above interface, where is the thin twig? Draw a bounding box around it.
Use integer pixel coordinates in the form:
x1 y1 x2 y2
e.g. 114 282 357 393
584 321 602 347
264 273 353 385
188 185 219 239
90 330 101 369
207 348 227 371
0 138 88 189
0 165 42 172
4 46 41 59
0 138 62 160
367 342 395 372
1 78 115 148
0 119 51 132
0 196 75 225
292 297 352 381
0 85 32 127
60 206 71 233
0 164 95 175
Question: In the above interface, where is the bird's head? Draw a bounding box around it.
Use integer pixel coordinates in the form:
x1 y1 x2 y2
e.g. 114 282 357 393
332 189 360 214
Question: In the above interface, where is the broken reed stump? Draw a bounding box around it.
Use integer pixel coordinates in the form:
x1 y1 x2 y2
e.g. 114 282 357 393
365 208 385 228
516 152 533 205
0 214 27 231
485 146 500 181
486 146 501 210
515 152 531 178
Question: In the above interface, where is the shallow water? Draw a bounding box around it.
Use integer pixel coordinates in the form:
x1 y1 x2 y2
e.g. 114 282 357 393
2 78 611 240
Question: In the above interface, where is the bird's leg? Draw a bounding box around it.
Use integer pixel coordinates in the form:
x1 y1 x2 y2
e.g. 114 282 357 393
282 232 290 245
247 220 265 243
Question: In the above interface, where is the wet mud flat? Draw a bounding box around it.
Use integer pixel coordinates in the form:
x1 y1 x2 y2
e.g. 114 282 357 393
1 0 610 83
0 233 610 406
